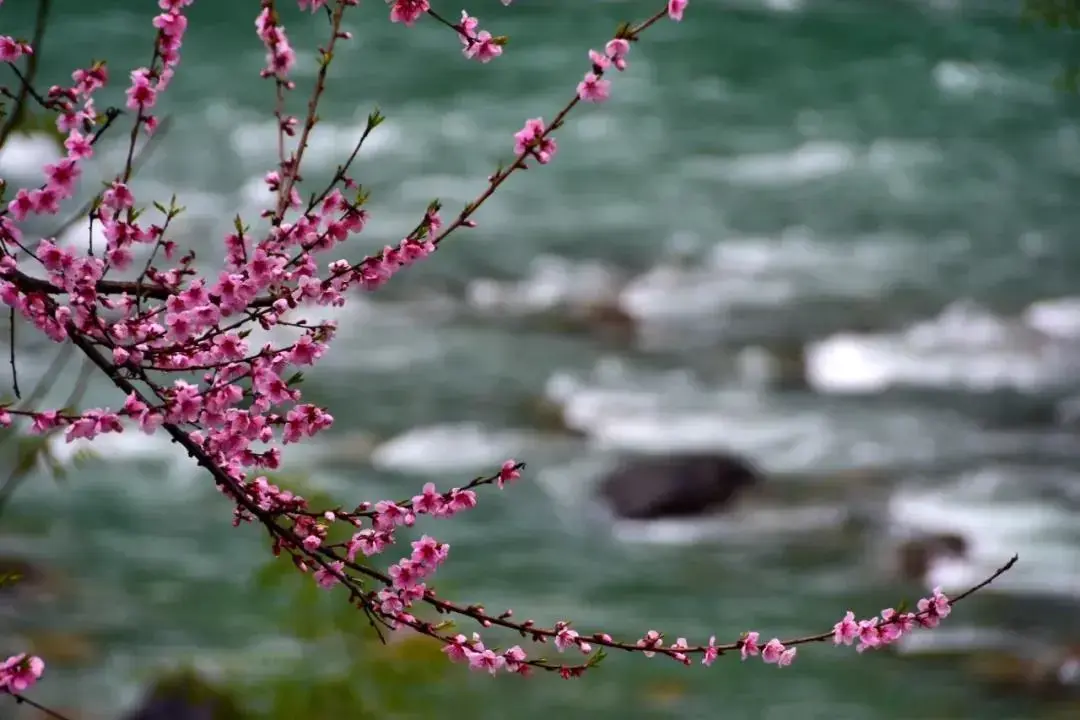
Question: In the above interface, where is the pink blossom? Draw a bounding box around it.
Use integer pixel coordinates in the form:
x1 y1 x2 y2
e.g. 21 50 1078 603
389 559 422 589
928 586 952 618
605 38 630 71
513 117 557 164
443 634 473 663
390 0 429 26
856 619 882 653
879 608 914 644
833 610 859 645
348 529 391 558
497 460 520 488
0 36 30 63
7 190 33 222
778 646 797 667
554 623 580 652
503 645 528 674
668 0 688 21
576 72 610 103
740 631 760 660
0 654 44 692
64 130 93 159
636 630 663 658
410 535 448 568
467 648 506 675
126 68 157 110
669 637 691 665
411 482 446 515
761 638 788 665
313 561 344 588
702 635 718 666
374 500 415 529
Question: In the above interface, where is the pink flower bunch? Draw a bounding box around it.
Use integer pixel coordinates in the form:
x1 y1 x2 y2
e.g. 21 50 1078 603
0 0 1018 709
0 655 44 694
577 38 632 103
0 35 31 63
513 118 557 165
833 587 952 653
256 5 298 78
735 632 797 667
458 10 503 63
390 0 430 27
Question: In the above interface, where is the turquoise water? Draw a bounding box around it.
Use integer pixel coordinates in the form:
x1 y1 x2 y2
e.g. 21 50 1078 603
2 0 1080 718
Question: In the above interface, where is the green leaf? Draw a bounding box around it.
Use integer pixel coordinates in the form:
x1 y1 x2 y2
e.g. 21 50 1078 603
284 576 333 641
14 433 53 477
1053 66 1080 93
252 550 296 591
70 447 99 467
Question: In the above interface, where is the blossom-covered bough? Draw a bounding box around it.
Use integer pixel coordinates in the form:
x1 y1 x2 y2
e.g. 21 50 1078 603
0 0 1018 715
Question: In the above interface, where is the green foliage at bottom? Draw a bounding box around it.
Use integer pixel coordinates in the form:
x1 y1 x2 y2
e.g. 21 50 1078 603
141 475 474 719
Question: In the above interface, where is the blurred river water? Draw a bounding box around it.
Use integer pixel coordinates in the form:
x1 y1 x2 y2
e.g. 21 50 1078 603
1 0 1080 718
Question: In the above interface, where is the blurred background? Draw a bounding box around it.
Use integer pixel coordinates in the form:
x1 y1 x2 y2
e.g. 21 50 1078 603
1 0 1079 718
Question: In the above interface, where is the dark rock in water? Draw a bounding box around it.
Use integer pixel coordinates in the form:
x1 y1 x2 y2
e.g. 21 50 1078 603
124 696 217 720
970 643 1080 700
597 452 762 520
0 554 67 625
122 671 246 720
895 532 969 584
521 396 588 439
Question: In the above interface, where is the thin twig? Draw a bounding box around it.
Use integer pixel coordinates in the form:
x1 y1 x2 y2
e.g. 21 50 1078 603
11 692 76 720
8 308 19 399
0 0 51 150
0 350 88 523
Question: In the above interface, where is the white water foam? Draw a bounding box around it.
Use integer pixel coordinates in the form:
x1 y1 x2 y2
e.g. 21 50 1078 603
617 228 923 322
543 358 986 473
684 138 939 188
48 427 185 467
686 140 857 186
244 295 451 374
932 59 1047 102
466 254 624 316
369 422 535 475
894 626 1020 656
609 505 850 546
0 134 63 180
1023 296 1080 339
887 467 1080 599
229 116 406 168
806 299 1080 393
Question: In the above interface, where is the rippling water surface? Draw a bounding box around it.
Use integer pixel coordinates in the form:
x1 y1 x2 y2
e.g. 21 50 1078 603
2 1 1080 718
